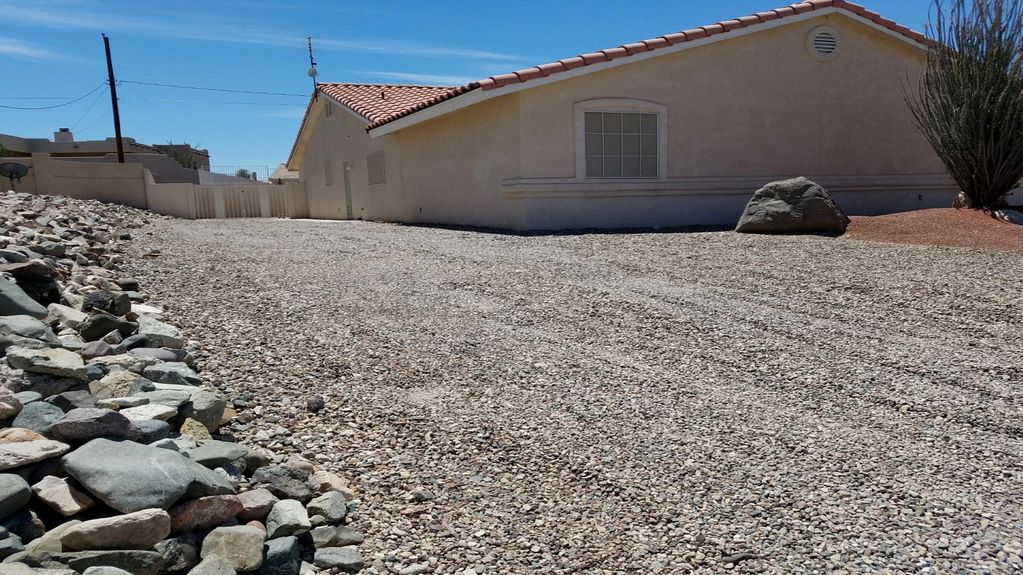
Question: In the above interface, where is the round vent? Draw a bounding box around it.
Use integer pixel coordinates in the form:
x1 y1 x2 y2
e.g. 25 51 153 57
808 27 840 61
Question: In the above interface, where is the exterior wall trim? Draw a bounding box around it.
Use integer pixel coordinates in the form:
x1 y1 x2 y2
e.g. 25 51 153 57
501 173 956 199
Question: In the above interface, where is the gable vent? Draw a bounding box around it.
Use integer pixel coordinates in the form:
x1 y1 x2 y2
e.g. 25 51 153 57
808 27 840 60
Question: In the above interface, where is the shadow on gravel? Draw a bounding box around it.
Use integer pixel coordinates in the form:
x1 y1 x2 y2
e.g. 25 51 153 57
397 221 736 237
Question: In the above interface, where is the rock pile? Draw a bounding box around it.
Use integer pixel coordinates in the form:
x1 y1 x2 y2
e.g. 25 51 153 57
0 191 363 574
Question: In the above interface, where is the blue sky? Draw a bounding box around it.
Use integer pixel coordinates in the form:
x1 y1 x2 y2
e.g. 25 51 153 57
1 1 931 175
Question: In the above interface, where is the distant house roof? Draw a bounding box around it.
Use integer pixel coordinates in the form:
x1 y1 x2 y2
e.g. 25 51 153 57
290 0 927 166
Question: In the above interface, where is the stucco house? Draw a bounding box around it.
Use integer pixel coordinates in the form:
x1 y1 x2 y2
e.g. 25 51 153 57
287 0 955 230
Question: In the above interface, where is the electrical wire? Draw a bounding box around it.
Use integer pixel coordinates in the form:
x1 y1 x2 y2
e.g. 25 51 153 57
118 80 306 97
78 108 111 136
119 97 305 107
70 86 110 131
0 83 106 110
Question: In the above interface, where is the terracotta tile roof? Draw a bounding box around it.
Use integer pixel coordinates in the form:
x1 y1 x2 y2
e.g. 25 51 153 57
318 83 475 125
295 0 926 145
478 0 927 90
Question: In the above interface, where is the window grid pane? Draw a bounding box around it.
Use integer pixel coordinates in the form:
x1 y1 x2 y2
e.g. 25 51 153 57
585 112 658 178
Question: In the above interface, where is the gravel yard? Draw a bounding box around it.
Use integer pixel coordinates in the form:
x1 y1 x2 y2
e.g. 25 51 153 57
128 218 1021 575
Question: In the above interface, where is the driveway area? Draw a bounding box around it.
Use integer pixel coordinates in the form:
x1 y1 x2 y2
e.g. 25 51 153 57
130 219 1022 574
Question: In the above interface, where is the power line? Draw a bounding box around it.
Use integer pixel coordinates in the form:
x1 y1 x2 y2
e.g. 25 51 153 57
119 97 306 107
71 86 110 131
78 109 111 136
118 80 306 97
0 97 83 101
0 83 106 110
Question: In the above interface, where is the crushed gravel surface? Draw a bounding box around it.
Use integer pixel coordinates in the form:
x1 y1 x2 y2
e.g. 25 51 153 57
127 218 1022 575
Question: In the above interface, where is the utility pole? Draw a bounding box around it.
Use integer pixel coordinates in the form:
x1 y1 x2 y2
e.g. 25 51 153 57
101 34 125 163
307 37 318 100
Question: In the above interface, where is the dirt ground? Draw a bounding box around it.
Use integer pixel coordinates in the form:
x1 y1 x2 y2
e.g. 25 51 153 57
846 207 1023 252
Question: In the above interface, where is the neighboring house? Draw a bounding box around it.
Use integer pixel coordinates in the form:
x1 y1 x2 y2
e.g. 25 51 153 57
287 0 955 230
1 129 165 159
270 163 300 185
0 130 212 184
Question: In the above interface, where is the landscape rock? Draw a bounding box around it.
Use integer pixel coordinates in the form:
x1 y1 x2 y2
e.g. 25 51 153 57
117 403 177 422
177 388 226 433
187 555 237 575
86 353 159 375
77 341 115 360
0 474 31 520
169 495 243 532
260 535 300 575
310 525 364 549
0 440 69 472
89 371 154 399
5 347 86 380
0 278 48 319
185 440 248 470
735 177 849 234
0 316 59 346
0 428 47 445
178 418 212 441
12 402 65 435
266 499 311 538
45 390 96 411
0 260 58 281
60 508 171 550
129 419 171 444
135 316 184 349
313 546 363 572
82 567 133 575
142 362 201 386
45 304 87 330
153 534 200 573
63 438 235 513
251 466 318 502
311 470 355 498
0 388 24 420
306 491 347 524
200 525 264 571
31 475 95 517
48 408 133 443
77 312 136 343
237 488 278 522
15 550 164 575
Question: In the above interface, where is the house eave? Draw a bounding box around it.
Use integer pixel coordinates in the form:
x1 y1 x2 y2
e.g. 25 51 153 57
368 6 926 138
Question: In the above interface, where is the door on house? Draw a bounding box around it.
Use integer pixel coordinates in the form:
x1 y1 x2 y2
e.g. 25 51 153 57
342 161 354 219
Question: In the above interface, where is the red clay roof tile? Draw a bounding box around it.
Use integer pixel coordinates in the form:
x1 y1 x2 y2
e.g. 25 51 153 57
294 0 928 139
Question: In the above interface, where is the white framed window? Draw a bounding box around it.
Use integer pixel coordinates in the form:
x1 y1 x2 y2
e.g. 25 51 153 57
367 152 385 185
575 99 667 180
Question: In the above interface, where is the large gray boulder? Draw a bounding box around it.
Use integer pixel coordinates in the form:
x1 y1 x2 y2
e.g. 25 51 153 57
0 316 60 346
0 278 48 319
735 177 849 234
62 438 235 513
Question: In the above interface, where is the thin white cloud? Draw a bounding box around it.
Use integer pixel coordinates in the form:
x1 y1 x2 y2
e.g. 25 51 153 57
0 3 520 61
357 71 480 86
0 37 75 61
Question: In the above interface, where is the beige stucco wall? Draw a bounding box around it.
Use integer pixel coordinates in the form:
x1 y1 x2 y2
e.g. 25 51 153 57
298 11 954 230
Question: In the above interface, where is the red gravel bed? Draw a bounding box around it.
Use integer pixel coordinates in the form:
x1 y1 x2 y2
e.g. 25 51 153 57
845 207 1023 252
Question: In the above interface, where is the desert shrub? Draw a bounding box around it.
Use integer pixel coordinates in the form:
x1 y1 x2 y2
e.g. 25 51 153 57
906 0 1023 209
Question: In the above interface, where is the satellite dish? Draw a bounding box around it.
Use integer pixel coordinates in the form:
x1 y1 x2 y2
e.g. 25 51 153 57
0 162 30 190
308 67 318 78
